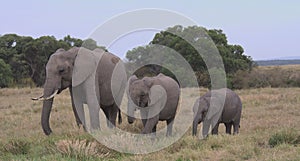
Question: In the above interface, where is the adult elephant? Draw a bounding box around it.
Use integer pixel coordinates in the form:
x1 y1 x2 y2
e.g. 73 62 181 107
32 47 126 135
192 88 242 138
127 73 180 136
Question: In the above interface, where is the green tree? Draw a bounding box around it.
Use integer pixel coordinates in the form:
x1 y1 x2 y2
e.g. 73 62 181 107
62 35 83 47
81 38 107 51
0 59 13 87
22 36 70 86
0 34 34 86
126 25 254 88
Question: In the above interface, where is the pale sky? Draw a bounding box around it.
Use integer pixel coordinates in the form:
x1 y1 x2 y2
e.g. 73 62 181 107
1 0 299 60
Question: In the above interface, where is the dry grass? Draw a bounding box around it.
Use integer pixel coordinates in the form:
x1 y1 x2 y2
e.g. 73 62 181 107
0 86 300 160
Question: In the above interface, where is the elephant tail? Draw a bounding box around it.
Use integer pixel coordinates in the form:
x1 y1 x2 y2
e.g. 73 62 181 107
118 109 122 124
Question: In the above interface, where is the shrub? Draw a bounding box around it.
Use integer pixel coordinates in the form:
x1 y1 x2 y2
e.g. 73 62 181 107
269 129 300 147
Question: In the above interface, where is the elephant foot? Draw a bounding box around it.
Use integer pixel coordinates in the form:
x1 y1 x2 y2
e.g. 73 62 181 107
43 129 52 136
233 131 239 135
202 135 209 139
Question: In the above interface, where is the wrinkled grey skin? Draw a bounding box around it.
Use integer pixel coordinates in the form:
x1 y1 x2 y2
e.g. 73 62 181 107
193 88 242 138
36 47 125 135
127 73 180 136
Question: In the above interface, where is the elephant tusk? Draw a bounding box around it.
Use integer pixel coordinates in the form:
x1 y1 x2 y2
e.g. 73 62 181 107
31 95 44 101
43 89 59 100
32 89 59 101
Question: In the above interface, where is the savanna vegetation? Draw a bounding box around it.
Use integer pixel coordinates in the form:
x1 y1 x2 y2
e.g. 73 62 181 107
233 65 300 89
1 26 298 90
0 25 299 160
0 83 299 160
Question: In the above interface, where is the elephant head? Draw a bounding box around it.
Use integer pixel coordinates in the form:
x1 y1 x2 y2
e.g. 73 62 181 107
192 96 223 137
32 47 104 135
127 75 152 124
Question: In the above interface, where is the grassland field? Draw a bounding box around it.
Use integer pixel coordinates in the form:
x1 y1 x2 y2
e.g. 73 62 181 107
0 66 300 160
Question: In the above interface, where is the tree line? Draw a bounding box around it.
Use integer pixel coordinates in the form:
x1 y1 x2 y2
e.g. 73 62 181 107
0 34 102 87
0 25 256 88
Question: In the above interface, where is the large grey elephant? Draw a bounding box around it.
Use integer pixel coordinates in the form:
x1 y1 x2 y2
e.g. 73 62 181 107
32 47 126 135
192 88 242 138
127 73 180 136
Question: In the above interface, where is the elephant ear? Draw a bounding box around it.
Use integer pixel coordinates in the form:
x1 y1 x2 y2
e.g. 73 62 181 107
126 75 139 103
127 75 138 93
128 75 138 85
72 48 101 87
143 77 154 88
205 96 223 120
147 85 167 118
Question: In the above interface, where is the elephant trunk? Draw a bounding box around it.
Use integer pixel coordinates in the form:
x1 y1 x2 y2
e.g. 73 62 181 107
41 78 61 135
192 120 198 136
41 98 54 135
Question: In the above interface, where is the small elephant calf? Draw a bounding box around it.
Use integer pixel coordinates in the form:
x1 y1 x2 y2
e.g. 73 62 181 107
193 88 242 138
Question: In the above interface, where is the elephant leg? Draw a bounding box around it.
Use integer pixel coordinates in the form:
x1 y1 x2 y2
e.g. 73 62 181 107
212 123 219 135
202 121 210 138
225 122 232 134
233 120 240 135
86 98 100 131
72 87 87 131
108 104 119 128
166 118 175 137
69 88 82 126
151 124 157 137
73 97 86 130
102 106 112 128
152 124 157 133
88 106 100 131
142 115 159 134
142 119 147 127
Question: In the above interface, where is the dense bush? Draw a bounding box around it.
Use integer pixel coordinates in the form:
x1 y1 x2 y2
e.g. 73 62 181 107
232 66 300 89
0 59 13 87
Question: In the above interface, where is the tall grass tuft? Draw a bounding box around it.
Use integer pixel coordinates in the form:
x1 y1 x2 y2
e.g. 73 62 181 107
48 139 110 160
3 139 31 155
269 129 300 147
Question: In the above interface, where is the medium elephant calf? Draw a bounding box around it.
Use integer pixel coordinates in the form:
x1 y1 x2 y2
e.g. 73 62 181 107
192 88 242 138
127 73 180 136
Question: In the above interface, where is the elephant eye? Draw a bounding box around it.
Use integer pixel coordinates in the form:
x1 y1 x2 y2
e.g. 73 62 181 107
59 68 65 74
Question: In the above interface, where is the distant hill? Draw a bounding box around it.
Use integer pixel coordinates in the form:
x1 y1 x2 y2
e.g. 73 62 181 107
255 59 300 66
